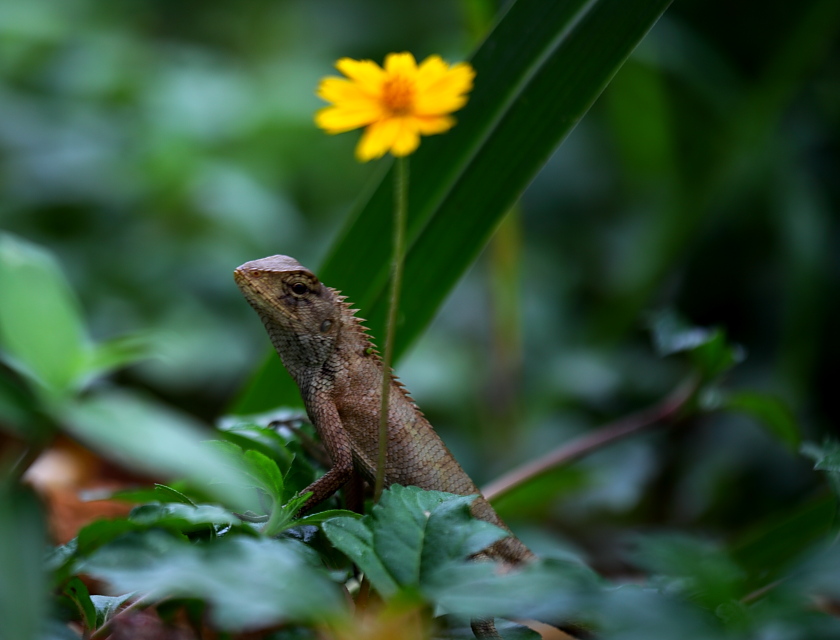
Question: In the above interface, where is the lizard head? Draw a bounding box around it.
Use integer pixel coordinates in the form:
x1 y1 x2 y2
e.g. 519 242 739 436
234 255 342 369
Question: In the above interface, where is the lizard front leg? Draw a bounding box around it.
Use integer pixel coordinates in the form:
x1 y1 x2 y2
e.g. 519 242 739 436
297 397 354 515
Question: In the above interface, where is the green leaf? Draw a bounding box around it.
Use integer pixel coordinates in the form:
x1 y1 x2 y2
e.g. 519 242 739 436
216 416 316 495
233 0 674 413
0 486 48 640
649 310 720 357
802 440 840 472
154 484 198 506
0 235 147 402
322 485 507 598
204 440 317 534
205 440 286 506
294 509 361 528
45 539 78 585
424 558 597 621
0 233 90 397
322 516 399 598
721 391 801 449
87 333 152 379
81 531 345 630
689 331 744 379
76 519 159 557
802 440 840 499
61 577 96 630
59 391 255 510
595 585 721 640
245 449 285 501
627 534 745 610
730 495 835 592
0 371 39 438
129 503 244 533
791 540 840 605
90 483 198 506
373 486 507 585
262 491 314 536
649 310 744 378
283 447 318 497
90 593 133 628
218 422 297 470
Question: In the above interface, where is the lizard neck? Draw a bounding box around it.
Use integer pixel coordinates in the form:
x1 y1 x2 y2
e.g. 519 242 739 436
265 327 321 390
274 290 380 399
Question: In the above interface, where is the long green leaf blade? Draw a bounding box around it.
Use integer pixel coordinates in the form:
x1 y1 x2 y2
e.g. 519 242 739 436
233 0 672 414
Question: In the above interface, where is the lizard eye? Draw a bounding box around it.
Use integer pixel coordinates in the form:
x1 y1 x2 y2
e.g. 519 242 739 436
290 282 308 295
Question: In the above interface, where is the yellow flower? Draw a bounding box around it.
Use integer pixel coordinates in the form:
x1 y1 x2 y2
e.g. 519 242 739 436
315 52 475 162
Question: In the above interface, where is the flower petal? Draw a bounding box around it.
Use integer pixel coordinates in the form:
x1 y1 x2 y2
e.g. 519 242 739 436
317 77 377 107
315 105 380 134
415 115 455 135
390 120 421 157
335 58 386 95
384 52 419 78
356 119 398 161
417 59 475 92
415 93 469 116
414 62 475 115
317 53 474 159
355 118 418 161
416 55 449 89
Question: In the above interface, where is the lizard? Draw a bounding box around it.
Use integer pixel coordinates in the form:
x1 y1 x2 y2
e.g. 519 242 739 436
234 254 535 638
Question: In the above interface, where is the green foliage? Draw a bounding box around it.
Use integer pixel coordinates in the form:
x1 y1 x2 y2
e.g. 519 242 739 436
0 234 148 401
128 502 244 532
320 486 600 627
0 486 47 640
206 440 289 512
649 309 744 381
2 0 839 637
802 440 840 498
89 594 133 630
721 391 801 449
81 533 344 630
0 234 90 398
60 392 255 509
628 534 745 610
234 0 674 413
323 485 509 597
60 578 99 632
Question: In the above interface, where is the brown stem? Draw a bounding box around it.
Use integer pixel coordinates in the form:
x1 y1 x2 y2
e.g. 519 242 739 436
375 157 408 502
741 579 783 604
482 379 699 501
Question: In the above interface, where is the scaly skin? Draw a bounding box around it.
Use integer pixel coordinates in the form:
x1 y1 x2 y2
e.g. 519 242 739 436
233 255 535 573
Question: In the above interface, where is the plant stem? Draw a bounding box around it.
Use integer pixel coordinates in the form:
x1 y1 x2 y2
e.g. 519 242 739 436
262 500 288 537
374 157 408 502
482 379 699 501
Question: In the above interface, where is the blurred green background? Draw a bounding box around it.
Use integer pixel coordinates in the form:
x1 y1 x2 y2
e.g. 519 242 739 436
2 0 839 573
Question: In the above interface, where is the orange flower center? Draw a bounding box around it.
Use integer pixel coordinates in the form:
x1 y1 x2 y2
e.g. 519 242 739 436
382 76 415 115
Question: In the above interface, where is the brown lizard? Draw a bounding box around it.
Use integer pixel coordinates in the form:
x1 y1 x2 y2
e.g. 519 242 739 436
234 254 535 637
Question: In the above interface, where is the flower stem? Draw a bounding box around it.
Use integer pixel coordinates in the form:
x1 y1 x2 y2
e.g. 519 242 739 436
374 156 408 502
481 378 699 501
